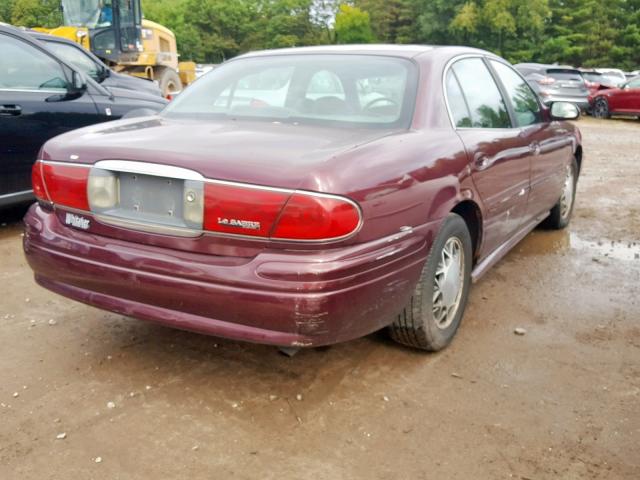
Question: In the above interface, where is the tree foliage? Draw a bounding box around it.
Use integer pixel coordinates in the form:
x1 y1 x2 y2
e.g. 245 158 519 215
335 4 373 43
0 0 637 69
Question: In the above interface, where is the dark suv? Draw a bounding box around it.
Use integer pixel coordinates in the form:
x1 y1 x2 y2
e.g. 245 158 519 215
515 63 589 110
29 31 163 98
0 24 167 207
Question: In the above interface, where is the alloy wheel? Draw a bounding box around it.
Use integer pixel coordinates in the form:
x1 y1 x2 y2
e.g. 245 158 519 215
593 98 609 118
560 164 575 220
433 237 465 330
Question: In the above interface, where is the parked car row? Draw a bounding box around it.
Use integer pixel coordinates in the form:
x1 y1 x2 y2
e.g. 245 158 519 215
514 62 640 120
0 23 167 207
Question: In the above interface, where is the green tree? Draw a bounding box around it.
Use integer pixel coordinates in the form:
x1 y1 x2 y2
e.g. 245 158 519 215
334 4 374 43
0 0 16 23
10 0 61 27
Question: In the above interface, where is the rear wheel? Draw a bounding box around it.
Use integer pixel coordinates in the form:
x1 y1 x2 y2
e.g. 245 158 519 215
389 214 472 351
592 97 610 119
157 68 183 97
542 158 578 230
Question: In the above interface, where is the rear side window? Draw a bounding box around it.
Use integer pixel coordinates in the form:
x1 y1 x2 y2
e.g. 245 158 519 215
445 70 472 127
0 34 68 91
490 60 541 127
449 58 511 128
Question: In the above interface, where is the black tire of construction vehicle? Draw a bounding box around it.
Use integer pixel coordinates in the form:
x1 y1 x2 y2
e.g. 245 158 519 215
157 68 182 97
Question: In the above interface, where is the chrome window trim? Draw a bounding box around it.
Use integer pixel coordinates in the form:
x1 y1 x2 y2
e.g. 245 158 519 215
0 87 67 94
42 160 364 244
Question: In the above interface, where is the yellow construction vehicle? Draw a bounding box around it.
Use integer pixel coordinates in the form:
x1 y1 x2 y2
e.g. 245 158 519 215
34 0 195 96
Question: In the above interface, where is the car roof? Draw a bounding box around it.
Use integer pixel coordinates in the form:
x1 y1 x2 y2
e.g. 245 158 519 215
28 30 80 45
516 63 578 71
236 44 494 61
239 44 437 59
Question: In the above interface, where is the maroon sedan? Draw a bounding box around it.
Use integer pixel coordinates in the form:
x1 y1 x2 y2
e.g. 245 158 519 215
23 45 583 351
590 76 640 119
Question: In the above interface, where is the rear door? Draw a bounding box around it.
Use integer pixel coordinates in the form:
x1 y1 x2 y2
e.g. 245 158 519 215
0 31 100 200
445 57 531 257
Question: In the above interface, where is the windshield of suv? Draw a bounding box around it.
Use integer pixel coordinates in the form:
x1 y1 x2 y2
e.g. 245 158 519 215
163 54 418 129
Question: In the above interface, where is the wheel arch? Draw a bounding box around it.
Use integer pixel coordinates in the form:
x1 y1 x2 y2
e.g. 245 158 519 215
574 144 583 175
450 200 482 265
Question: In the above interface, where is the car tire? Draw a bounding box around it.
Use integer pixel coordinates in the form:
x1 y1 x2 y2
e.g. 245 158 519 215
389 213 472 351
592 97 610 119
542 158 578 230
157 68 183 97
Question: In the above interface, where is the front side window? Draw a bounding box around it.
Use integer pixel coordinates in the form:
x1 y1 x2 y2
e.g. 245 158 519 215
491 60 541 127
0 34 67 91
450 58 511 128
45 41 101 80
164 54 418 129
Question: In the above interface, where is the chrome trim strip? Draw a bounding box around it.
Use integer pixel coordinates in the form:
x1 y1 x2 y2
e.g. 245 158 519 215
94 160 205 181
0 189 32 199
0 88 66 94
41 160 91 168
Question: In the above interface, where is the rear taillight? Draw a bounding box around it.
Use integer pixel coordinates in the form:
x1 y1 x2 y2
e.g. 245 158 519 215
203 183 289 237
537 76 556 85
203 183 361 241
34 161 90 210
272 193 361 240
31 161 49 202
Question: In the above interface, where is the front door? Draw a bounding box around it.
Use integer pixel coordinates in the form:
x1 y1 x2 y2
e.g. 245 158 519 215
0 31 100 199
613 77 640 113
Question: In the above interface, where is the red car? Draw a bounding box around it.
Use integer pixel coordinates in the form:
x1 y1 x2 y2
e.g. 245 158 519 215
590 76 640 119
23 45 582 352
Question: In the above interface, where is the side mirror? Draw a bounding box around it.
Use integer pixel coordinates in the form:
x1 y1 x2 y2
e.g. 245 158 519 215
71 70 88 92
550 101 580 120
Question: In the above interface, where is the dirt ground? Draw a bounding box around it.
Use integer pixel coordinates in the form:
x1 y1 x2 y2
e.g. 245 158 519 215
1 117 639 479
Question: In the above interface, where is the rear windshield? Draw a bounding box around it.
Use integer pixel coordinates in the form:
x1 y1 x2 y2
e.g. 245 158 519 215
546 69 584 82
581 72 601 82
163 54 418 129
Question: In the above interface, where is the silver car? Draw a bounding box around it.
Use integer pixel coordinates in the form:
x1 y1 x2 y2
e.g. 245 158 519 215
515 63 589 110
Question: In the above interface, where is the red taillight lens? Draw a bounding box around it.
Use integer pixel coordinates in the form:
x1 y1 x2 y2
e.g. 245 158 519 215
42 163 90 210
31 161 49 202
537 76 556 85
272 193 361 241
203 182 361 241
203 183 289 237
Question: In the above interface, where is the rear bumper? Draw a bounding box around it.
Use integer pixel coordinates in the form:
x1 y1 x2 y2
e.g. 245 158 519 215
23 204 437 347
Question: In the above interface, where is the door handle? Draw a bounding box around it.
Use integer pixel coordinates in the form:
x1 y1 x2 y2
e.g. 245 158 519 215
0 105 22 116
529 142 541 155
474 153 490 170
